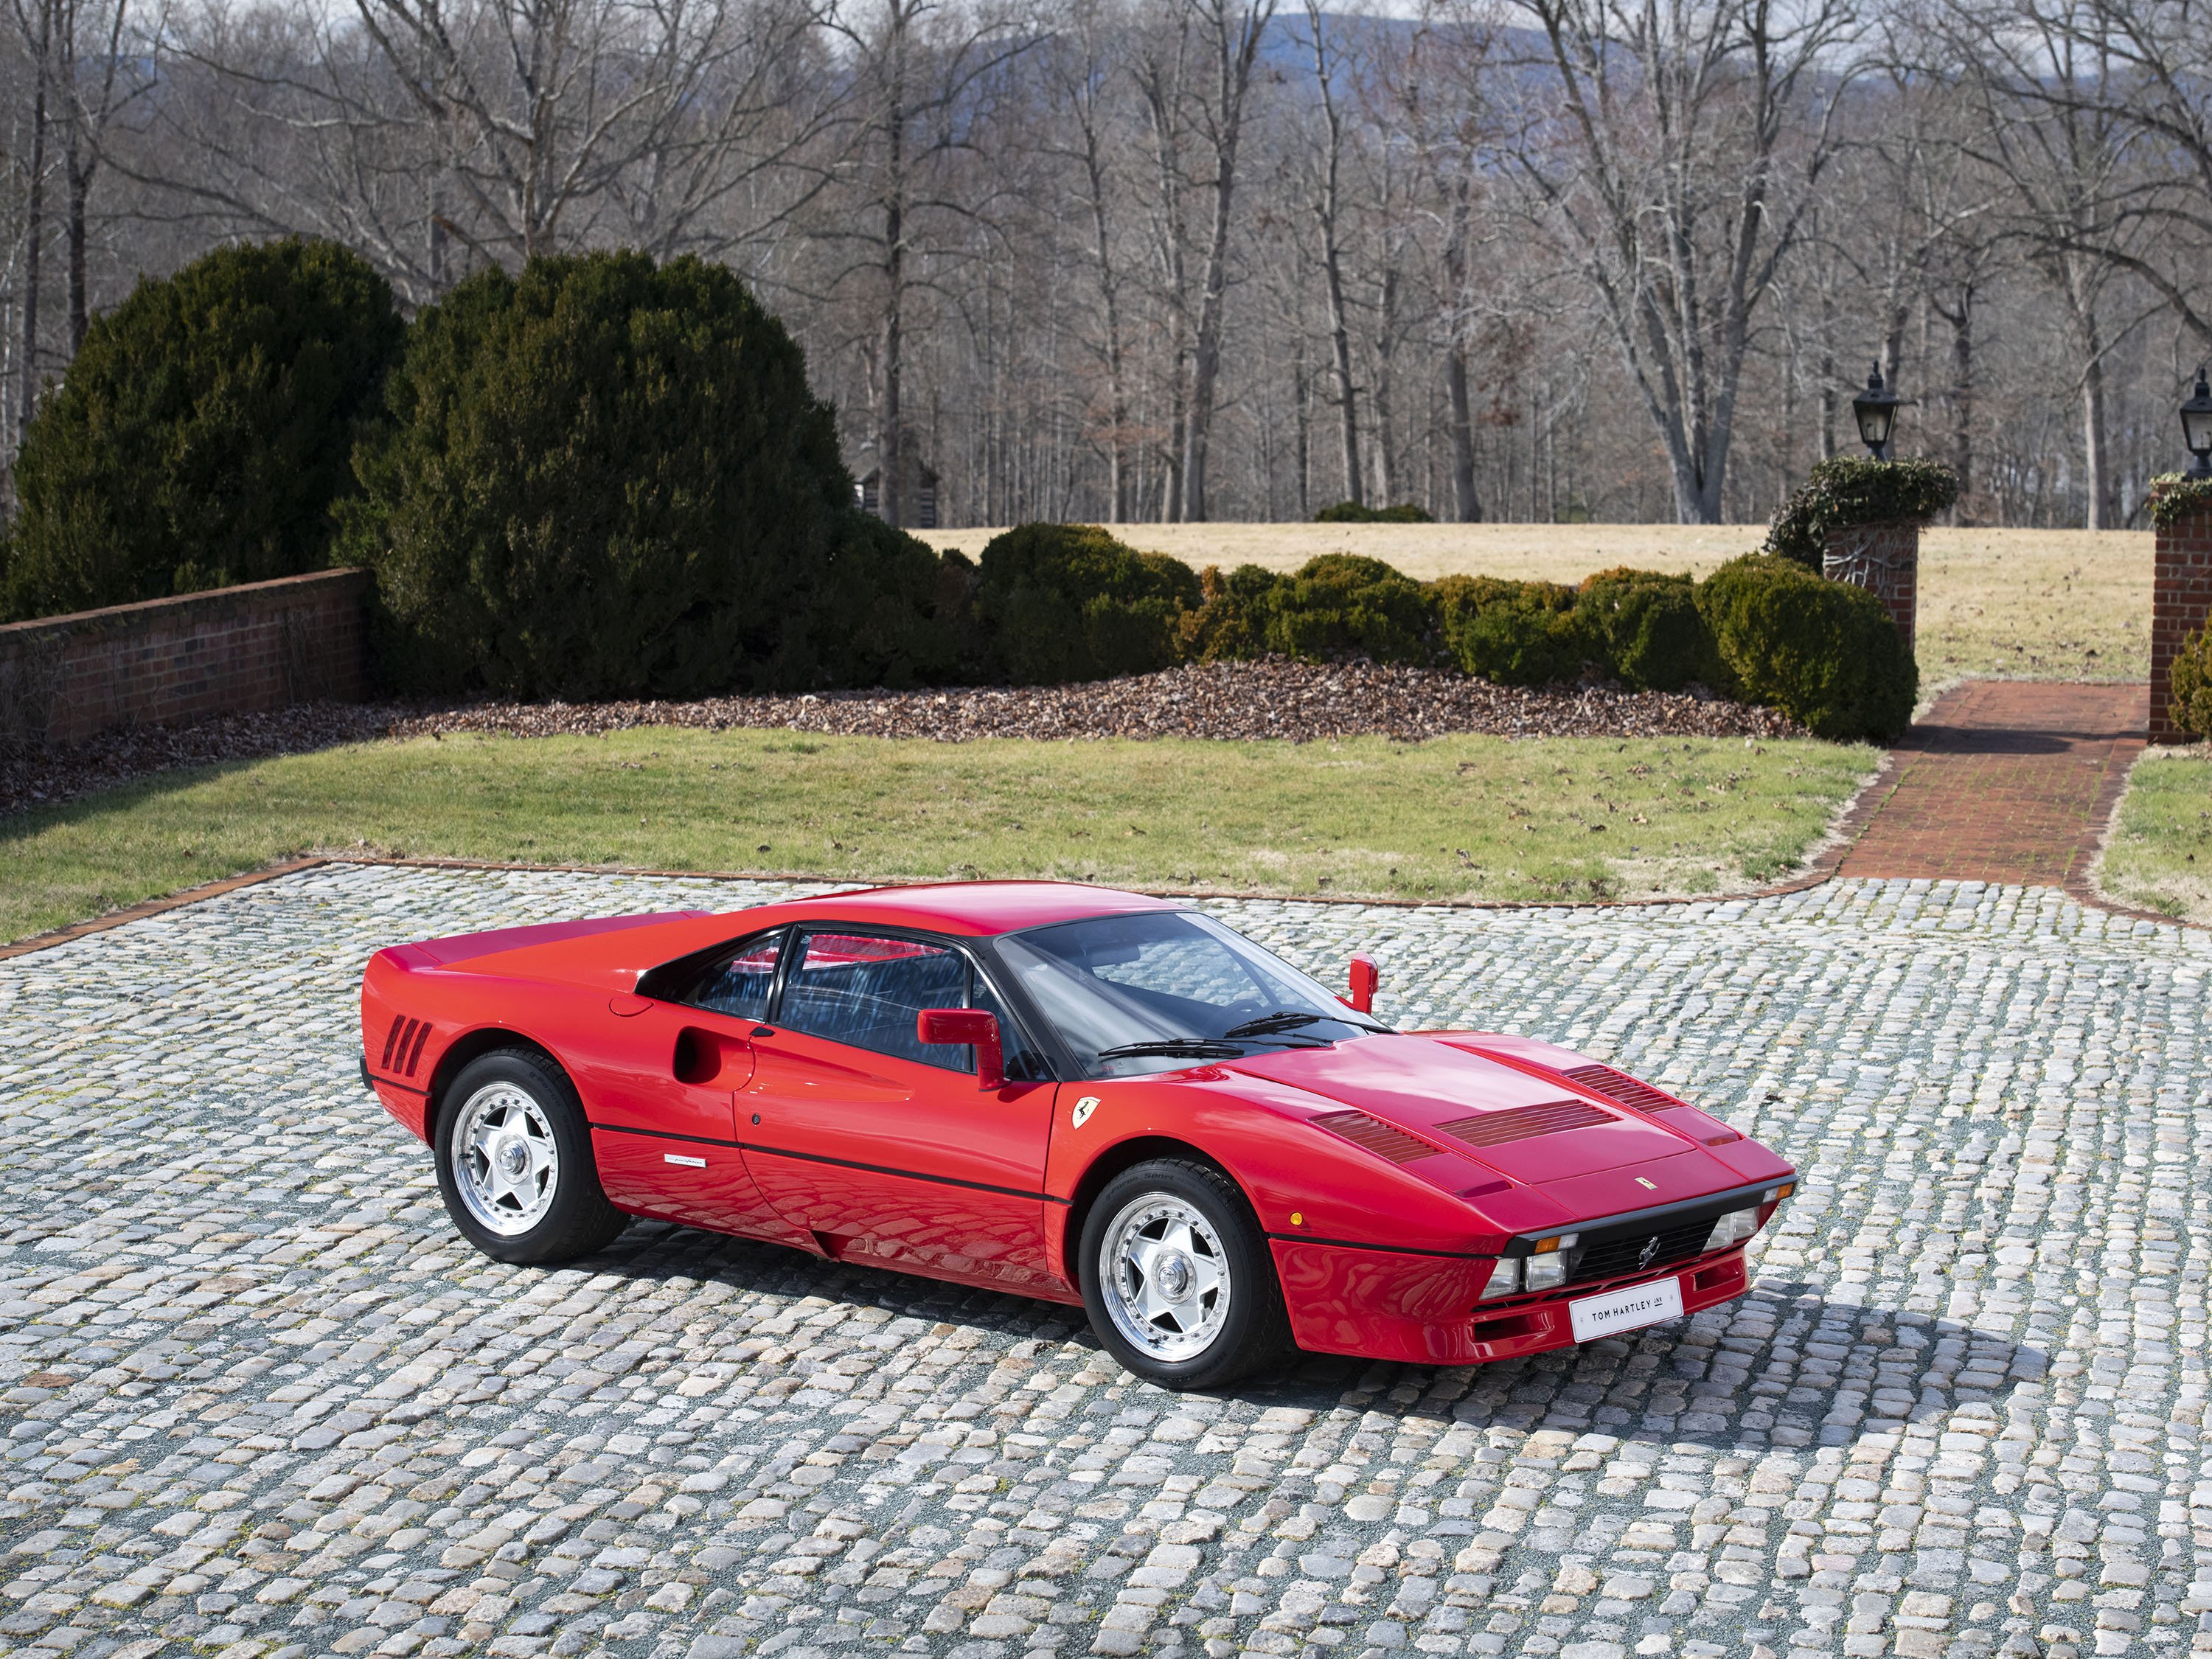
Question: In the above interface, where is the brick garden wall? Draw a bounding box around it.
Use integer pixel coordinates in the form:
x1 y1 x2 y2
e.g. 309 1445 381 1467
0 568 371 749
2151 508 2212 745
1822 518 1920 655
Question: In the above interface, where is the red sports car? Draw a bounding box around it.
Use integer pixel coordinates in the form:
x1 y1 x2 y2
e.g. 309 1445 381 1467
360 881 1793 1388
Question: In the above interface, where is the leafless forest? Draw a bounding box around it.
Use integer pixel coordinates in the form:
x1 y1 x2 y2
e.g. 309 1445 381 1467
0 0 2208 529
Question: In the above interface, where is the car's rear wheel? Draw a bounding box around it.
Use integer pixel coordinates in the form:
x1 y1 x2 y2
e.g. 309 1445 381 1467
435 1048 627 1265
1079 1158 1288 1390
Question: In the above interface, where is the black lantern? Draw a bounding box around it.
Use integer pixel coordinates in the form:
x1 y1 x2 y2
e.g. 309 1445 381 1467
1851 362 1902 461
2183 369 2212 479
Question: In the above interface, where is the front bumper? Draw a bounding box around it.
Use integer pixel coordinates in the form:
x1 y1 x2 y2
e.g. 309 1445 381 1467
1271 1238 1753 1366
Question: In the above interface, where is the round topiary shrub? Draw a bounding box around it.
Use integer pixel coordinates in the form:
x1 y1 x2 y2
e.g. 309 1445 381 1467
0 237 403 622
1763 457 1960 571
2168 625 2212 741
1433 575 1589 685
350 251 903 698
1572 567 1731 693
973 523 1200 684
1696 555 1916 740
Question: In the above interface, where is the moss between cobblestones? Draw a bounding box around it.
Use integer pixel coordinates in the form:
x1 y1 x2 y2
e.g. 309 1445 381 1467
0 729 1873 944
2098 753 2212 923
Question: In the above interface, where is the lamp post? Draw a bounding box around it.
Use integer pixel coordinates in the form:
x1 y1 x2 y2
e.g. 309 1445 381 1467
1851 363 1902 462
2183 369 2212 479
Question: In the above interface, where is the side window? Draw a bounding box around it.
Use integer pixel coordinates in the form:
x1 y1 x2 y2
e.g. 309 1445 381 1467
781 933 970 1068
687 933 784 1021
779 932 1050 1079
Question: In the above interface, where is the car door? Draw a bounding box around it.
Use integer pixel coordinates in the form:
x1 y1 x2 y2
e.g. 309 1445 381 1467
578 931 804 1245
738 928 1058 1290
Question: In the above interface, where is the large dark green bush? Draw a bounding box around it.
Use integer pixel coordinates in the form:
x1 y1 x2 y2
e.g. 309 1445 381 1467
0 238 403 622
973 523 1200 684
1180 563 1281 662
351 251 914 699
1572 567 1731 693
1764 457 1960 570
1433 575 1589 685
1313 500 1433 524
1697 555 1916 740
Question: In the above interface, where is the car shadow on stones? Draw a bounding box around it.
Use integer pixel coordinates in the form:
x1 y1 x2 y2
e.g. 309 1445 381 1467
580 1222 2048 1455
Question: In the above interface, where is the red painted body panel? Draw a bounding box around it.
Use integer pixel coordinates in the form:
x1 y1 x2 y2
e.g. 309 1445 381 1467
359 880 1795 1366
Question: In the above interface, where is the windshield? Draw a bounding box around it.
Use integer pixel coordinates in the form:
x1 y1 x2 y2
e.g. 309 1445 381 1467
995 911 1388 1077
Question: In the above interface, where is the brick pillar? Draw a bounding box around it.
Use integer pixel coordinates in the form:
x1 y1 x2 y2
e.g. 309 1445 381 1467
1821 518 1920 654
2150 506 2212 745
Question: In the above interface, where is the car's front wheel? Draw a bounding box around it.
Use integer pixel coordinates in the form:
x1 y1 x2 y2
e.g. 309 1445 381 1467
435 1048 627 1265
1079 1158 1289 1390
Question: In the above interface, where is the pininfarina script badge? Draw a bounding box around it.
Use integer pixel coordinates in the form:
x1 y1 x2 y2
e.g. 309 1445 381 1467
1072 1096 1100 1128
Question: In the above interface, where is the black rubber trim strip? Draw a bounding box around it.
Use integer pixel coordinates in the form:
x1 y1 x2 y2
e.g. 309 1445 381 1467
1265 1233 1482 1260
588 1120 1072 1205
1501 1178 1791 1257
368 1074 428 1095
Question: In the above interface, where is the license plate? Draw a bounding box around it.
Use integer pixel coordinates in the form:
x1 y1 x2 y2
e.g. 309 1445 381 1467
1568 1275 1685 1343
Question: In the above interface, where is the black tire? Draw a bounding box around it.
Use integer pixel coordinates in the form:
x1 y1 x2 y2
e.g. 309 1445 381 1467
1078 1158 1290 1391
434 1048 627 1265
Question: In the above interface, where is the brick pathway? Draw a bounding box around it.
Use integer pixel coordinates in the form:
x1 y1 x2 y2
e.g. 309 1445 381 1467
5 864 2212 1659
1837 681 2149 886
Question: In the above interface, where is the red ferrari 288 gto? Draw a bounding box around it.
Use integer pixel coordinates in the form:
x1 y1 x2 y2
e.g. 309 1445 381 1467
360 881 1793 1388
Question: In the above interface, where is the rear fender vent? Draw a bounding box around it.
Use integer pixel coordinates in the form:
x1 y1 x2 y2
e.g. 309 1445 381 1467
1436 1099 1612 1147
381 1015 435 1079
1563 1062 1680 1115
1310 1110 1441 1164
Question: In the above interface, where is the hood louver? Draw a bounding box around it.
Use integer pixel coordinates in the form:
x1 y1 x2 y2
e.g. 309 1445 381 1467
1437 1099 1612 1147
1310 1110 1439 1164
1563 1062 1677 1113
1565 1062 1739 1144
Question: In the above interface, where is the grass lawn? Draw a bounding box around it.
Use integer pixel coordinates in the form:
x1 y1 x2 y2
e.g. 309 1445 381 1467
2098 752 2212 924
0 728 1875 945
927 523 2152 684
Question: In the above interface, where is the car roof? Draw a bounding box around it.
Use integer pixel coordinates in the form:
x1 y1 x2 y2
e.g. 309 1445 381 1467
764 880 1185 938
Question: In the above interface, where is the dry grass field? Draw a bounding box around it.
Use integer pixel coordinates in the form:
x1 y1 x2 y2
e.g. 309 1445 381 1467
928 522 2153 684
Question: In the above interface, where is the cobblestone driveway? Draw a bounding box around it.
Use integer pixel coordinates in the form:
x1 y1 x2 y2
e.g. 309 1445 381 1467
4 866 2211 1659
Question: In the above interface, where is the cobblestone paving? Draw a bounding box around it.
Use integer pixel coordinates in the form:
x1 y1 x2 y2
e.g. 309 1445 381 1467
4 865 2211 1659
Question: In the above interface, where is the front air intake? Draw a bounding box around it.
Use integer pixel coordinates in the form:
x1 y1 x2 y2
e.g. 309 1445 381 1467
1310 1110 1440 1165
1436 1099 1611 1147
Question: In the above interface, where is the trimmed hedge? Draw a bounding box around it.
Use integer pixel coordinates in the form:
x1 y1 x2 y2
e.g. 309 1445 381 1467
1433 575 1587 686
1764 457 1960 570
973 522 1200 685
2168 625 2212 740
1698 555 1916 740
1571 567 1731 694
1 238 403 622
1313 500 1433 524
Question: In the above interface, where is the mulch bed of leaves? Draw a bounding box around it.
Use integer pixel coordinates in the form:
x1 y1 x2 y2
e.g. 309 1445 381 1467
4 658 1803 819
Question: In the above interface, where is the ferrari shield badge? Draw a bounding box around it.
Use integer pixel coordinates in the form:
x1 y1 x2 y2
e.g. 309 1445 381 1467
1072 1096 1100 1128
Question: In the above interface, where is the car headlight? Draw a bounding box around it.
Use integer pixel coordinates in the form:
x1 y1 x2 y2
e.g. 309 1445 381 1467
1703 1206 1761 1251
1524 1253 1568 1292
1477 1258 1520 1301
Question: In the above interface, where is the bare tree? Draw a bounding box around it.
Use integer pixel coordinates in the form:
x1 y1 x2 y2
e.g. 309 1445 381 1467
1500 0 1860 523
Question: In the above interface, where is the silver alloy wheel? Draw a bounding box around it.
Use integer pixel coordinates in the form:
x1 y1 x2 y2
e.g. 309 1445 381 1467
451 1082 560 1237
1099 1193 1232 1361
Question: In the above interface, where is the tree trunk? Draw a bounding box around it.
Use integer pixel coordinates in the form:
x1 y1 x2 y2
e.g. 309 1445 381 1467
877 52 908 530
1945 286 1974 522
1371 265 1398 504
19 0 52 427
2080 334 2109 531
1445 346 1481 522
